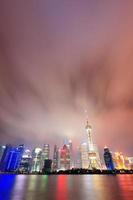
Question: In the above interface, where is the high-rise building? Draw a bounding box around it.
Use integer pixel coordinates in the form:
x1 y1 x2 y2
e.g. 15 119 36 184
41 144 50 170
0 145 6 162
75 146 82 168
19 149 32 173
0 145 12 172
67 140 73 169
52 145 59 171
0 144 24 172
128 157 133 169
31 148 42 172
113 152 126 169
42 144 50 160
59 145 70 170
85 121 102 169
42 159 52 173
80 143 89 169
103 146 115 170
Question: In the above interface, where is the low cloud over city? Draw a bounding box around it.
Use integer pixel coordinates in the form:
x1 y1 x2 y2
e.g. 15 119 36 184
0 1 133 154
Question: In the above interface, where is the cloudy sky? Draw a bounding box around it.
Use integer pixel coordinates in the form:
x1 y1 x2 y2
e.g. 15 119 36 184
0 1 133 155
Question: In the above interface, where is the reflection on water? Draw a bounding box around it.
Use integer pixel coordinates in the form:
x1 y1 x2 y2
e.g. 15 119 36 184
0 174 133 200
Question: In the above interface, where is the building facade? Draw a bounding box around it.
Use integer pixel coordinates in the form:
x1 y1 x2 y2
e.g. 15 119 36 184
59 145 70 170
103 147 115 170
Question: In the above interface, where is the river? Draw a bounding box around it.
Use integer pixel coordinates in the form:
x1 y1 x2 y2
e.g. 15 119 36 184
0 174 133 200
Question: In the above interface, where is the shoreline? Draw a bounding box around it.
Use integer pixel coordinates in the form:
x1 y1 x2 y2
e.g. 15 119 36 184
0 169 133 175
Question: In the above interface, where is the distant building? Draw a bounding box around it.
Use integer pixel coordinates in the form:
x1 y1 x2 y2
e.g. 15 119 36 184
52 145 59 171
42 144 50 160
19 149 32 173
42 159 52 173
103 147 115 170
75 146 82 168
80 143 89 169
31 148 42 172
0 145 6 162
128 157 133 169
59 145 70 170
41 144 50 171
0 145 12 172
0 144 24 172
67 140 73 168
113 152 126 169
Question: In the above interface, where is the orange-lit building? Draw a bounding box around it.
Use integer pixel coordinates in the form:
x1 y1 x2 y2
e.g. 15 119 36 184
113 152 126 169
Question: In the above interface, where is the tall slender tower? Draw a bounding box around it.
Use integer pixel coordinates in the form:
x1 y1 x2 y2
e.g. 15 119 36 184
85 121 101 169
52 145 59 171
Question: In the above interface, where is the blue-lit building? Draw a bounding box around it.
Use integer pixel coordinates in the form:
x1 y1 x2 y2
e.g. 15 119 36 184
0 144 24 172
0 145 6 162
103 146 115 170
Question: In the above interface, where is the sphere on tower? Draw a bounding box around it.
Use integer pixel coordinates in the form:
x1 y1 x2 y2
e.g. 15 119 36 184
85 121 92 132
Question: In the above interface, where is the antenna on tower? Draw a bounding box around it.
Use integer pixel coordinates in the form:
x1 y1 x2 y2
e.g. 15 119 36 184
84 109 89 122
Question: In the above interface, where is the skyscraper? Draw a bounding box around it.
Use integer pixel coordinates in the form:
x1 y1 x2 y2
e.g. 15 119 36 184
59 144 70 170
52 145 59 171
113 152 126 169
42 159 52 173
0 144 24 172
0 145 6 162
85 121 102 169
67 140 73 168
0 145 12 172
80 143 89 169
128 157 133 169
75 146 82 169
103 146 115 170
41 144 50 170
19 149 32 173
31 147 42 172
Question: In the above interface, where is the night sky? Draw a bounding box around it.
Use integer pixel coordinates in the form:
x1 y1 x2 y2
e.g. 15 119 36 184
0 1 133 155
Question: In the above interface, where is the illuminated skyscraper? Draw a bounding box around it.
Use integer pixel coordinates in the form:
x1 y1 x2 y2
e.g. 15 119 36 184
85 121 102 169
0 145 6 162
103 146 115 170
19 149 32 173
0 144 24 172
0 145 12 172
59 145 70 170
80 143 89 169
31 148 42 172
113 152 126 169
75 146 82 168
42 144 50 160
128 157 133 169
52 145 59 171
67 140 73 168
41 144 50 170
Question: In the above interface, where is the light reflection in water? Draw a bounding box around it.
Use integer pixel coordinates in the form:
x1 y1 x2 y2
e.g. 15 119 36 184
0 175 133 200
92 175 123 200
12 175 27 200
0 175 16 200
117 175 133 200
56 175 68 200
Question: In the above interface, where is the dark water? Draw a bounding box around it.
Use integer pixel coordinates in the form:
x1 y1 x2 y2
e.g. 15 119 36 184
0 175 133 200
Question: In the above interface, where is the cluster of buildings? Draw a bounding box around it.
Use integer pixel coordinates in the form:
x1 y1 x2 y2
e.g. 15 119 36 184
0 121 132 173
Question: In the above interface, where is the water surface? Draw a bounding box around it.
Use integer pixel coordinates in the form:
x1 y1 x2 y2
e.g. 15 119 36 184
0 174 133 200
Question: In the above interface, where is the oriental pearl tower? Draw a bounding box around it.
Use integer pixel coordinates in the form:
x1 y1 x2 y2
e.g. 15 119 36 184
85 121 102 169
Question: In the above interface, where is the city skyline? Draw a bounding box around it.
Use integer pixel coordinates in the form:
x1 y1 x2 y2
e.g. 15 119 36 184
0 120 132 173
